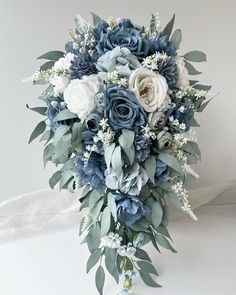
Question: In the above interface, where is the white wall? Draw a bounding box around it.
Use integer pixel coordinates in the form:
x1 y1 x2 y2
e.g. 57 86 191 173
0 0 235 201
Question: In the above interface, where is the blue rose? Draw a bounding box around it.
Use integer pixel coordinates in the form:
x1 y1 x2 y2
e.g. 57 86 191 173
155 157 170 185
114 194 150 225
96 21 150 59
104 86 147 130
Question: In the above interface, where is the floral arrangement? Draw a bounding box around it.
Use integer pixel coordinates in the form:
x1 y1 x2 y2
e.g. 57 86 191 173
26 12 212 295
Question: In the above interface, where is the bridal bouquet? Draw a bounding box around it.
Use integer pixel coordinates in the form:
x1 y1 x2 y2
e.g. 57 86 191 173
27 12 212 294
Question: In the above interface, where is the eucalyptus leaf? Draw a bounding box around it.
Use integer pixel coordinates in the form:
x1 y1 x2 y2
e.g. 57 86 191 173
59 170 74 189
155 234 177 253
111 146 122 175
71 122 83 149
157 225 172 241
53 109 77 122
49 170 62 189
90 12 102 26
140 271 161 288
28 121 46 143
87 223 101 252
108 193 117 222
104 143 115 172
145 156 156 184
87 249 101 273
96 266 105 295
183 141 201 159
158 153 183 174
37 51 65 61
163 14 175 39
184 60 202 75
197 98 213 112
151 201 163 229
184 51 207 62
91 199 104 224
191 117 200 127
122 145 135 165
170 29 182 49
53 125 70 146
137 261 158 276
150 14 156 33
52 133 71 164
166 191 184 211
193 84 212 91
26 105 47 115
40 130 53 143
189 80 199 86
100 206 111 237
43 143 54 167
134 248 152 262
89 189 102 209
40 60 55 71
105 248 119 283
118 129 134 148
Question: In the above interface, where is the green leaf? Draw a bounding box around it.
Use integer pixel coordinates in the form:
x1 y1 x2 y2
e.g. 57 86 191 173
87 223 101 252
52 133 71 164
53 109 77 122
101 207 111 237
26 105 47 115
134 248 152 262
155 234 177 253
89 189 102 209
189 80 199 86
104 143 115 172
122 145 135 165
118 129 134 148
150 14 156 33
40 61 55 71
28 121 46 143
140 271 161 288
197 98 213 112
145 156 156 184
43 143 54 167
184 51 207 62
53 125 70 146
40 130 53 143
163 14 175 39
71 122 83 149
170 29 182 49
59 170 74 189
183 141 201 159
105 248 118 281
193 84 212 91
158 153 183 174
108 193 117 222
90 12 102 26
95 266 105 295
157 225 173 241
91 199 104 224
87 249 102 273
151 201 163 229
191 117 200 127
166 191 184 211
137 261 158 276
184 60 202 75
37 51 65 61
111 146 122 175
49 170 62 189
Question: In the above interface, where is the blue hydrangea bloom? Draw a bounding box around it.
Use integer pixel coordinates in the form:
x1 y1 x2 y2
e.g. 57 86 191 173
114 194 150 225
46 100 66 132
104 86 147 130
134 134 151 163
96 21 150 59
65 41 79 55
166 105 194 132
74 152 106 190
157 57 178 89
150 32 176 56
155 158 170 185
70 52 98 80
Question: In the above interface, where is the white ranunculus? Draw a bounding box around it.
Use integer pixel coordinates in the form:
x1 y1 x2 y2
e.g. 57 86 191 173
129 68 168 113
64 75 102 121
50 75 70 95
175 56 190 88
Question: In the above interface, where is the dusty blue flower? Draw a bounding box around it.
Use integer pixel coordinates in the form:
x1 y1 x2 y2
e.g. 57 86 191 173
150 32 176 56
104 86 147 130
156 130 173 150
46 99 67 132
81 130 103 154
134 134 151 162
166 105 194 132
157 57 178 88
114 194 150 225
96 46 141 78
155 157 170 185
94 20 109 38
70 52 98 80
85 113 102 132
96 21 150 59
74 152 106 190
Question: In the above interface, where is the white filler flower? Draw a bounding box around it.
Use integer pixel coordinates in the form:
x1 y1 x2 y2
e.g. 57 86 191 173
175 56 190 88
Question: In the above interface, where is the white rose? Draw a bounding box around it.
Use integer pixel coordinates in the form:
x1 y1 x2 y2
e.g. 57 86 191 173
129 68 168 113
64 75 102 121
175 56 190 88
50 75 70 95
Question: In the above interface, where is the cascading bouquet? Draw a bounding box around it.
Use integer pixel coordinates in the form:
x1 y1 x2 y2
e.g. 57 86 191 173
26 12 212 295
